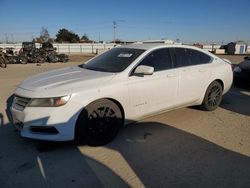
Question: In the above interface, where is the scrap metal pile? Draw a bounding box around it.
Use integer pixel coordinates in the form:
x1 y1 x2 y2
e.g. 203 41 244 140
0 42 69 68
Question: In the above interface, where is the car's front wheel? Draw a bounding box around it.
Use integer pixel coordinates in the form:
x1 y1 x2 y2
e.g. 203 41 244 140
75 99 123 146
201 81 223 111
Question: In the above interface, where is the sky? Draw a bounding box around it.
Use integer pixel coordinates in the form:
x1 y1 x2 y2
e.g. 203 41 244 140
0 0 250 43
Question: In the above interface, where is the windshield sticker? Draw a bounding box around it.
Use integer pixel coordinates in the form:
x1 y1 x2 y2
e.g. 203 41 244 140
118 53 133 58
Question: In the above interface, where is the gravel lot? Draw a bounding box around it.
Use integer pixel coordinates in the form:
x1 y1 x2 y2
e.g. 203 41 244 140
0 54 249 188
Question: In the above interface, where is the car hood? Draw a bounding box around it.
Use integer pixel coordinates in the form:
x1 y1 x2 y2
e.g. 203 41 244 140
17 66 115 96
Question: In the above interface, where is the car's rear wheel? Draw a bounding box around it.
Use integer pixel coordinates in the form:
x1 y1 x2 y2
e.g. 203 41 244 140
201 81 223 111
75 99 123 146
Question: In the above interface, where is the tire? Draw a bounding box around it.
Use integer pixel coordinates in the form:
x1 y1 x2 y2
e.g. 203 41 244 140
0 62 7 68
37 57 45 64
75 99 123 146
19 56 28 64
201 81 223 111
0 57 7 68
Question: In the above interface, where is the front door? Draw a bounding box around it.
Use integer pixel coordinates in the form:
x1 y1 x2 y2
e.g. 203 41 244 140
127 48 178 119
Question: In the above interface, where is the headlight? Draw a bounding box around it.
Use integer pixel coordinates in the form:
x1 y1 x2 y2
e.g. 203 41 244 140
28 95 70 107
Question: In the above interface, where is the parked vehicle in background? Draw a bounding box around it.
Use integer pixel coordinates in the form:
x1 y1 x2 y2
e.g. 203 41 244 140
0 42 69 67
41 42 57 52
0 47 20 66
234 57 250 89
47 53 69 63
56 53 69 62
40 42 69 63
5 47 20 64
10 44 233 146
244 56 250 60
39 42 57 61
18 42 43 64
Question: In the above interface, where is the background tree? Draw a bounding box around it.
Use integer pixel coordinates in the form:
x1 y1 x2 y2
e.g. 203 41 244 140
35 37 43 43
113 39 122 44
55 28 80 43
40 27 50 42
35 27 51 43
80 33 92 43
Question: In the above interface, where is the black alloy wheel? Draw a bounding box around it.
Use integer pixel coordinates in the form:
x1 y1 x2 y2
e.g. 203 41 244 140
75 99 123 146
201 81 223 111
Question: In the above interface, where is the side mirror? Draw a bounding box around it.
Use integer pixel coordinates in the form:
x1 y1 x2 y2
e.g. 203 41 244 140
134 65 154 75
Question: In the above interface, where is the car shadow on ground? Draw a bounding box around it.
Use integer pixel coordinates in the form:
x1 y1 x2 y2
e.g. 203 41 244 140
0 120 250 188
2 87 250 187
0 122 129 188
220 85 250 116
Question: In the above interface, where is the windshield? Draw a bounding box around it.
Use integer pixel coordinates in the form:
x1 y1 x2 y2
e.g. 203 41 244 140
81 48 145 73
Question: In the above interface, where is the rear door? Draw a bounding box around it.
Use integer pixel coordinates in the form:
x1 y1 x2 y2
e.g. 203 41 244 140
172 48 212 106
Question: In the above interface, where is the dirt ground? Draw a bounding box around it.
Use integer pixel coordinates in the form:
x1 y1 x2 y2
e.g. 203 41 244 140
0 54 249 188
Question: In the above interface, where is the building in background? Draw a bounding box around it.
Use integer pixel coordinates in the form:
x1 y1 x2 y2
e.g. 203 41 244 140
235 41 248 54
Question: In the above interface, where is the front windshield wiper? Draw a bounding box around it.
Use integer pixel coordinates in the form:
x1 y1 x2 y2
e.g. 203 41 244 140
80 64 115 73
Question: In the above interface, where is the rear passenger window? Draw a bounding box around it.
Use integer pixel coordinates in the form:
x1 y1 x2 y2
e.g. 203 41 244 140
139 48 172 71
191 50 201 64
200 52 211 64
174 48 211 67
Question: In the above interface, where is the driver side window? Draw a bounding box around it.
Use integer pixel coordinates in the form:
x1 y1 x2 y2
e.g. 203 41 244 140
139 48 173 71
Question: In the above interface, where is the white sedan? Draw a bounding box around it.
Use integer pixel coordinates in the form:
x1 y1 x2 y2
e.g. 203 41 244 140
10 44 233 146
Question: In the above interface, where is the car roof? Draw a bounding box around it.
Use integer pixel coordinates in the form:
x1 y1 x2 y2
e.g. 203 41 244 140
118 43 202 51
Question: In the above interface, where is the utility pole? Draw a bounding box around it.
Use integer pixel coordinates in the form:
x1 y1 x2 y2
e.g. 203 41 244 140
113 20 124 42
113 21 117 42
4 33 8 43
11 33 14 43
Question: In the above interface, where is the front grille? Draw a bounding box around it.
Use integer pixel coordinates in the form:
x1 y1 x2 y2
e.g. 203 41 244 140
12 95 31 111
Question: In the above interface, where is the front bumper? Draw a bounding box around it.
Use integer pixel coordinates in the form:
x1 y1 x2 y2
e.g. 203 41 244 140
10 100 83 141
